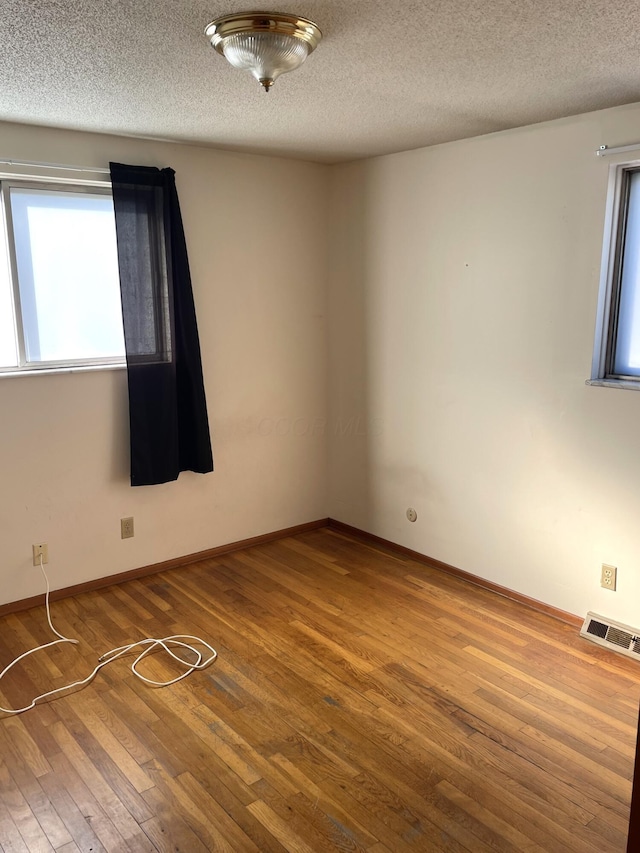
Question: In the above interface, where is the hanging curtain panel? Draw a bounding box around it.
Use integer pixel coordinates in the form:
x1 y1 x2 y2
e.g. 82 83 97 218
109 163 213 486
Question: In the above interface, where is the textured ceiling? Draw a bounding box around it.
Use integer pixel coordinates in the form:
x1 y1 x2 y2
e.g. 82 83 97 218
2 1 640 163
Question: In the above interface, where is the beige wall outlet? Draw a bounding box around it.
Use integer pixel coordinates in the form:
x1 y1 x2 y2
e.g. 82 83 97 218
601 564 617 591
32 544 48 566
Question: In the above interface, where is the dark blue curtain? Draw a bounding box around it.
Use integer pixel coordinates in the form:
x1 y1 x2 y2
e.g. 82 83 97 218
109 163 213 486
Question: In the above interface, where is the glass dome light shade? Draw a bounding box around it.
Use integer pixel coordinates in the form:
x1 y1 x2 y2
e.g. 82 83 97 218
222 32 309 89
205 12 322 91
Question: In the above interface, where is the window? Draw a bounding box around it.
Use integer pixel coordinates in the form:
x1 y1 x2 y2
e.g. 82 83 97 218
0 179 125 374
591 161 640 387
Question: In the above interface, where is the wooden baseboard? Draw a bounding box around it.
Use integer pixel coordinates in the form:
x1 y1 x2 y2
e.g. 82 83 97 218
0 518 330 617
327 518 582 628
2 514 580 629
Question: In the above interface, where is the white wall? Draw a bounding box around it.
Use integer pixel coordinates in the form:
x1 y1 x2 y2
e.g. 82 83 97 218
328 102 640 625
0 122 329 606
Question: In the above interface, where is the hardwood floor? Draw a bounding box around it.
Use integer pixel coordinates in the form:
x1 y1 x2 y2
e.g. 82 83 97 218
0 528 638 852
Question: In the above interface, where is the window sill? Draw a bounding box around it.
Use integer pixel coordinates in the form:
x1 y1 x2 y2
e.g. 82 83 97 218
0 362 126 379
585 378 640 391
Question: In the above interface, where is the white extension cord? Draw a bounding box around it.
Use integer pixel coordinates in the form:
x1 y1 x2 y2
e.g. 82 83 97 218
0 556 217 715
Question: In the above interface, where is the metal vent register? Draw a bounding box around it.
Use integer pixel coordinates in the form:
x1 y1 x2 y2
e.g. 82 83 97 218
581 612 640 661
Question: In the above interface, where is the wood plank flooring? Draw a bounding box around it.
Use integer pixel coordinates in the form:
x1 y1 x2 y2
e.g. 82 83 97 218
0 528 638 852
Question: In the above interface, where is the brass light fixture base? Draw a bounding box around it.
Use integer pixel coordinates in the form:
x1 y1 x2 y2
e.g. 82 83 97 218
205 12 322 53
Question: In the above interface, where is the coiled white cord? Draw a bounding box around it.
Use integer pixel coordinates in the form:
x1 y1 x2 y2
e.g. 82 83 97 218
0 557 217 715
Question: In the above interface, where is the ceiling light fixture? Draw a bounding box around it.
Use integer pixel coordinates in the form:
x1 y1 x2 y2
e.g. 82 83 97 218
204 11 322 92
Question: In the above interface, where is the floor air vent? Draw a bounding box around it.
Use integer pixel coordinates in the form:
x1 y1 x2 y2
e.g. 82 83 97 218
581 612 640 661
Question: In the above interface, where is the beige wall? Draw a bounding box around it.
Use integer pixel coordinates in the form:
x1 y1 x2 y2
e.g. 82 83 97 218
4 101 640 623
328 102 640 625
0 122 329 606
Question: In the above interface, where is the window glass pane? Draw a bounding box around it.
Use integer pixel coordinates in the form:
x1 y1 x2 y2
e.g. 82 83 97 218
614 171 640 376
0 202 18 368
9 188 125 363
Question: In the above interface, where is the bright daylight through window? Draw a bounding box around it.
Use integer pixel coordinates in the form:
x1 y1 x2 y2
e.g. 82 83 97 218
592 163 640 385
0 181 125 373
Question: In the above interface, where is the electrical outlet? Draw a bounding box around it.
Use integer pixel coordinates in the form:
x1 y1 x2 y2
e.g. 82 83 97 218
601 563 617 591
121 517 134 539
32 544 48 566
406 507 417 522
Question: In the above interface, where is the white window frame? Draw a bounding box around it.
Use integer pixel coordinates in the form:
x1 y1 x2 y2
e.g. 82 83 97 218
589 158 640 390
0 172 126 377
